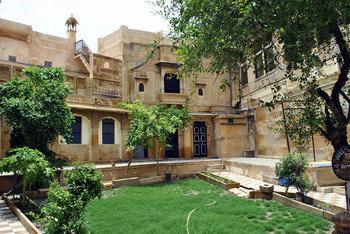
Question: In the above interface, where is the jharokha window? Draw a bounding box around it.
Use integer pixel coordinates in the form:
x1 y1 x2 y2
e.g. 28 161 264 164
102 118 115 144
164 73 180 93
253 40 276 79
71 116 82 144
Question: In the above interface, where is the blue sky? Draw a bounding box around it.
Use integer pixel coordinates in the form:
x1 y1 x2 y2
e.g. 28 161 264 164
0 0 169 51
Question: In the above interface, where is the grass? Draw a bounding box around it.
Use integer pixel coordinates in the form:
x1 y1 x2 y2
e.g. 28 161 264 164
85 178 331 234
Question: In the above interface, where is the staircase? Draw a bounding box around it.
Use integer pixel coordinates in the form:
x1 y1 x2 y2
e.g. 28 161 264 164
206 159 225 172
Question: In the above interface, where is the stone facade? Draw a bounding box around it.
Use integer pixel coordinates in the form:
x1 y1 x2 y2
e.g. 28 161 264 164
238 39 344 161
0 17 248 163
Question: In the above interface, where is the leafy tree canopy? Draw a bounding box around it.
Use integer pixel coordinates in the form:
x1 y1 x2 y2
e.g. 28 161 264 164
119 100 190 151
0 147 54 203
155 0 350 149
0 67 74 158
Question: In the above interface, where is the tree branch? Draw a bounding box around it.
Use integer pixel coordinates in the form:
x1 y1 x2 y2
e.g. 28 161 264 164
330 22 350 121
340 90 350 121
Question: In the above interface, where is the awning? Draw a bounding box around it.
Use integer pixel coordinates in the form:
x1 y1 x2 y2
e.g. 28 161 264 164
68 103 129 113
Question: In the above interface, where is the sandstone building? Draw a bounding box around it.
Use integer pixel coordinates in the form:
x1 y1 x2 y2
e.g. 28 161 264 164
0 16 246 163
0 16 343 164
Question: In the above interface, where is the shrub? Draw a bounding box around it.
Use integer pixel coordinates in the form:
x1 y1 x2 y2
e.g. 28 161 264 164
0 147 54 204
43 182 86 234
65 164 103 206
275 153 313 197
43 164 103 233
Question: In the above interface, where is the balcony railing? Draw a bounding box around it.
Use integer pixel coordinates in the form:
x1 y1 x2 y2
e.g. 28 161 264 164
92 88 123 99
75 40 91 64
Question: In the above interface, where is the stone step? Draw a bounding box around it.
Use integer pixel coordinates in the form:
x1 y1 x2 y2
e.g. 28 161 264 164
206 163 225 173
103 181 113 190
229 187 253 198
333 186 345 195
316 186 346 194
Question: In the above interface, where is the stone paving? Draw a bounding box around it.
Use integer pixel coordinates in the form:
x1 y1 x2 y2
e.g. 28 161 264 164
0 200 28 234
214 171 347 210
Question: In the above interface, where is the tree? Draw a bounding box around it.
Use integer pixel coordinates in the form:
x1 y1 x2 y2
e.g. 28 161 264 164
273 86 325 160
0 67 74 164
155 0 350 151
0 147 54 205
119 100 190 176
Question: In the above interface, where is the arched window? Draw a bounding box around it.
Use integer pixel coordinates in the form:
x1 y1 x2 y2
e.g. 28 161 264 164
71 116 82 144
138 83 144 92
102 118 115 144
198 88 203 96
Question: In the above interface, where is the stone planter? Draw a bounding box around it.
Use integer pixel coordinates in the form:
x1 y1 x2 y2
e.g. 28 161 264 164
112 177 140 188
295 192 314 205
197 172 240 190
259 184 274 194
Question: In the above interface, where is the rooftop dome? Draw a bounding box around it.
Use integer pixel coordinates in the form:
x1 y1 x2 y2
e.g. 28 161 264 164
65 15 78 31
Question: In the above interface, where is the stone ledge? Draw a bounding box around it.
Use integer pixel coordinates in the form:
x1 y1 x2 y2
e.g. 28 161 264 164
2 196 41 234
112 177 140 188
272 192 334 221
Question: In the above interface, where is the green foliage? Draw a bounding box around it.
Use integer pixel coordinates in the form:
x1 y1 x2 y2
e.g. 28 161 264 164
43 164 102 234
119 100 190 152
0 147 54 194
65 164 103 206
0 67 74 161
273 89 325 153
43 182 87 234
155 0 350 149
275 153 313 195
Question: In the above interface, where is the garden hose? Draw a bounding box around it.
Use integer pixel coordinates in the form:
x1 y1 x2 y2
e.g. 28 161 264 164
186 200 217 234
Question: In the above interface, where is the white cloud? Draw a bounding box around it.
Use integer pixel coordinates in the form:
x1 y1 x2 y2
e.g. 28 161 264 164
0 0 169 51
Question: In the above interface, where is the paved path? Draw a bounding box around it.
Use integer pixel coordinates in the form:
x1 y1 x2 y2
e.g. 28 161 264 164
214 171 298 194
214 171 346 210
0 200 28 234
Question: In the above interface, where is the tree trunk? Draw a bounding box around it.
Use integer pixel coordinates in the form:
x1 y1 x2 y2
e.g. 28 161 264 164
155 140 160 176
311 134 316 162
316 22 350 152
125 152 133 178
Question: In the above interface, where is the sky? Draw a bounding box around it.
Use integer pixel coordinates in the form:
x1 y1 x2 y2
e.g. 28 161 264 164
0 0 169 51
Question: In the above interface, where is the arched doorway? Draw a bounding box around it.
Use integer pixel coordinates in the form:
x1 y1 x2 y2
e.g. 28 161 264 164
193 121 207 157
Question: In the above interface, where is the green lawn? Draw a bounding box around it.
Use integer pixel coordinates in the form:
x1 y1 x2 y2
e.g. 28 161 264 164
85 179 331 234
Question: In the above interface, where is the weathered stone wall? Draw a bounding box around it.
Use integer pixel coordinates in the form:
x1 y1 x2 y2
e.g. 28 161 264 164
51 109 129 163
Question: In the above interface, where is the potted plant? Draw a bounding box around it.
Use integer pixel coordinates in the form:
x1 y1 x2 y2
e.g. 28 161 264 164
275 153 313 203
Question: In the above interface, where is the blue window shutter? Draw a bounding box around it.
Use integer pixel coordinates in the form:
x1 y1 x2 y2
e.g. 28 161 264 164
71 116 82 144
102 118 115 144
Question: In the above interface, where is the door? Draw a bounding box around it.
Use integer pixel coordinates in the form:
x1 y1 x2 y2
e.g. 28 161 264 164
165 130 179 158
193 122 207 157
134 145 148 159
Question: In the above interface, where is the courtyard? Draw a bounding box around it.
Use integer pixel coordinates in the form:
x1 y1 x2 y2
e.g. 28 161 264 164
85 179 331 234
